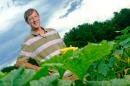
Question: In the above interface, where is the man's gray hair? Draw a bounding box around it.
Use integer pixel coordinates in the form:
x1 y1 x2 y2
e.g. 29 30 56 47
24 8 39 23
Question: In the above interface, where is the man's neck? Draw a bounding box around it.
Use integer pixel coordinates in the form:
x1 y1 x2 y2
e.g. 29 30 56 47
32 27 41 31
32 27 45 35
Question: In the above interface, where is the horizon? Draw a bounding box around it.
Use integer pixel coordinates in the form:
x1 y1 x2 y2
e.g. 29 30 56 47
0 0 130 69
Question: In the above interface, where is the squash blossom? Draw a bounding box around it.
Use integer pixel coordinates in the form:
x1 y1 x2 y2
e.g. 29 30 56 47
60 47 78 54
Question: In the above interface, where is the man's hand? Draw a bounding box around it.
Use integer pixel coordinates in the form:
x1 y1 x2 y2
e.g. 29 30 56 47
16 61 40 71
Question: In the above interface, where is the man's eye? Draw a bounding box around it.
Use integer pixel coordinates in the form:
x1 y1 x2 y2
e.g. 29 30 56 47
29 18 33 21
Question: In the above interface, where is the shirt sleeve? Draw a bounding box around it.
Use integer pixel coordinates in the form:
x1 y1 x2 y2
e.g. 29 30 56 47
48 28 66 48
17 41 40 66
54 29 66 48
17 45 31 62
17 41 32 62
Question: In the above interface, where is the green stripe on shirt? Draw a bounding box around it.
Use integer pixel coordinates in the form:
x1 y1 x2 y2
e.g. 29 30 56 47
17 28 66 64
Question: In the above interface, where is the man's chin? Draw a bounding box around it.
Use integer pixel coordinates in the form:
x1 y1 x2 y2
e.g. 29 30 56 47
32 25 40 29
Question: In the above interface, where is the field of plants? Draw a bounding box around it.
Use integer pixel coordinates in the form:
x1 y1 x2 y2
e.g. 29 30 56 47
0 27 129 86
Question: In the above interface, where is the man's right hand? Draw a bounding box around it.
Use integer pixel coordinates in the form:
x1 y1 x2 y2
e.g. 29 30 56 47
16 61 40 71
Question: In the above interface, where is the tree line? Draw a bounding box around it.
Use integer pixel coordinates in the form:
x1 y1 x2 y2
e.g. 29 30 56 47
64 8 130 48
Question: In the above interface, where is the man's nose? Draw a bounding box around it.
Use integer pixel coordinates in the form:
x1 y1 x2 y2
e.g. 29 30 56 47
33 18 37 22
32 17 38 22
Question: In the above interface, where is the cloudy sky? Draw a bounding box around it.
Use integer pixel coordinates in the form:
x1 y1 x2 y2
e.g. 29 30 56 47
0 0 130 69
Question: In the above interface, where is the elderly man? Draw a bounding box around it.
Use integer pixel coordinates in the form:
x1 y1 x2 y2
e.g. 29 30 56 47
16 8 66 70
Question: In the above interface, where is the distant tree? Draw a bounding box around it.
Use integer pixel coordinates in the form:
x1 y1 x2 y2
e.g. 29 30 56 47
64 8 130 47
112 8 130 30
64 23 96 47
1 65 17 73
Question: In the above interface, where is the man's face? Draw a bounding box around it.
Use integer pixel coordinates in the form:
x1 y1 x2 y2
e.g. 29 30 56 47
27 11 40 29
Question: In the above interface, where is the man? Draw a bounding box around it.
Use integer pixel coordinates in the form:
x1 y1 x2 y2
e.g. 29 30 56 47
16 8 66 70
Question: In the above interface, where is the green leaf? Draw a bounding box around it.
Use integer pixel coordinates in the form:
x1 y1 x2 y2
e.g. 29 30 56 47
30 73 59 86
0 66 35 86
31 66 49 80
108 57 116 67
119 38 130 46
40 51 73 79
58 80 74 86
0 71 6 78
87 76 130 86
63 40 113 80
40 50 74 66
52 66 65 79
40 40 113 80
42 63 65 79
98 62 109 76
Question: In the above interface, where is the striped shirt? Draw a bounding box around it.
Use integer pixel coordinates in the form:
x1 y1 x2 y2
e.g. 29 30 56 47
17 28 66 64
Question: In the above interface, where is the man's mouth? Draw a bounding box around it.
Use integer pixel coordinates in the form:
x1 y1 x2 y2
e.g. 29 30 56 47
34 21 39 25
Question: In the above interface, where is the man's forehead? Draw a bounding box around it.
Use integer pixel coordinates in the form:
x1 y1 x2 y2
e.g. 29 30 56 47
28 11 39 17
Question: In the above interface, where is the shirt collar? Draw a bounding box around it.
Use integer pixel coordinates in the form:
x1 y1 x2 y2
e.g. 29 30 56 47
31 27 47 36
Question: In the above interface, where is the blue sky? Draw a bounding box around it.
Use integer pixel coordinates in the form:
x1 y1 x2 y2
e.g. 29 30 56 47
0 0 130 69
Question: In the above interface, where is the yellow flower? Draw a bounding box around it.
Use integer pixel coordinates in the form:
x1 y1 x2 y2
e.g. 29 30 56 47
60 47 78 54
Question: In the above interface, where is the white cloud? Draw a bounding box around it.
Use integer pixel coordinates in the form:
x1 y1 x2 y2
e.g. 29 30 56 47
0 0 130 69
0 0 47 33
0 7 22 32
47 0 130 37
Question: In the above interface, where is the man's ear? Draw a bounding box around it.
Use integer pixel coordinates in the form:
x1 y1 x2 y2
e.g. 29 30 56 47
38 15 40 20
